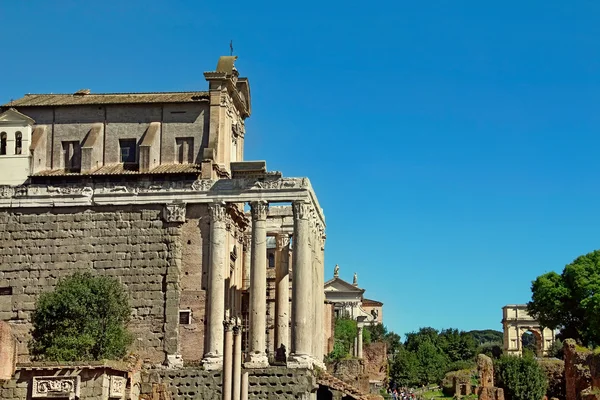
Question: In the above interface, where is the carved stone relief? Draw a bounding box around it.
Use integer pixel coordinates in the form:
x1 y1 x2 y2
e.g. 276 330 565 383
163 203 186 223
209 202 227 223
32 376 80 399
109 376 127 399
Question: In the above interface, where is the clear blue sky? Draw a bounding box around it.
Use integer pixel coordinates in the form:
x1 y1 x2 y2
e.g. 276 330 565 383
2 1 600 339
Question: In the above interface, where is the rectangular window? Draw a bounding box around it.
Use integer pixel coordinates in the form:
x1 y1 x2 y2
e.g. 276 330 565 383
179 310 191 325
119 139 137 164
176 137 194 164
0 287 12 296
62 141 81 172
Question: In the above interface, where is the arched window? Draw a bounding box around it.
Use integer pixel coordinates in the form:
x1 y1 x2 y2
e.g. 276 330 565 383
0 132 6 155
15 132 22 155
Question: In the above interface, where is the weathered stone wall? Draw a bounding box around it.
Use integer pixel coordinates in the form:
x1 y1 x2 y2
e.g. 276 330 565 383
327 359 370 394
141 367 317 400
0 364 129 400
178 204 209 362
564 339 592 400
363 342 387 384
539 358 565 400
0 205 184 363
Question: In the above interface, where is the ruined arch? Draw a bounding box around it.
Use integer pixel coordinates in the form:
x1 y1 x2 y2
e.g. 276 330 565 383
502 304 555 356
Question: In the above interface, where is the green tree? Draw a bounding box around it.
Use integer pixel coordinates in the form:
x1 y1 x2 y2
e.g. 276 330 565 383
405 327 440 352
528 250 600 346
390 346 420 387
468 330 504 345
438 328 477 362
495 354 548 400
415 339 448 385
326 317 357 362
30 272 133 361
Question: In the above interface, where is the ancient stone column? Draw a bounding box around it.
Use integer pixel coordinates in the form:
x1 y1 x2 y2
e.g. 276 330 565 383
245 200 269 368
241 372 249 400
357 324 364 359
242 233 251 290
275 233 290 361
315 228 326 365
288 201 314 368
223 318 234 400
232 320 242 400
203 202 227 371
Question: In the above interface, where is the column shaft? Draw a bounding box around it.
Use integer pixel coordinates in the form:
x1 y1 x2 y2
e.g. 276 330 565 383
315 229 325 364
203 202 227 370
357 325 364 359
232 322 242 400
275 233 290 361
242 234 251 290
288 201 313 368
245 201 269 368
223 319 234 400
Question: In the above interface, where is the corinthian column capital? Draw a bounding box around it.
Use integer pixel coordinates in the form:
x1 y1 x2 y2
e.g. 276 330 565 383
276 233 290 250
209 201 227 223
250 201 269 221
292 201 311 221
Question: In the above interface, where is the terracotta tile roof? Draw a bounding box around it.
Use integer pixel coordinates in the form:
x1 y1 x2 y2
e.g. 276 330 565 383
32 163 202 177
4 91 209 107
362 298 383 307
318 371 370 400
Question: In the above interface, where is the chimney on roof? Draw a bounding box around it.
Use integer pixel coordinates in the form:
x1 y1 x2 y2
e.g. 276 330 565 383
74 89 91 96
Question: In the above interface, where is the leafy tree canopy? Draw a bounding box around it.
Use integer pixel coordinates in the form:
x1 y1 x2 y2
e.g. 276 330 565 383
528 249 600 346
495 354 548 400
468 329 504 345
30 272 133 361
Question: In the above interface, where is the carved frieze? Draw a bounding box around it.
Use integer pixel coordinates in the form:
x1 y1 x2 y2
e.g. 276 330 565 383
191 179 215 191
250 201 269 221
109 376 126 399
32 376 80 399
0 186 14 198
163 203 186 223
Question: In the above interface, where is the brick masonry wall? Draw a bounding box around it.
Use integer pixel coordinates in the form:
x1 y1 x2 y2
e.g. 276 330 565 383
0 205 184 363
141 367 317 400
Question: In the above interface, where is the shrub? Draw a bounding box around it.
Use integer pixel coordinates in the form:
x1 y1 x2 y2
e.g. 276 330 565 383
30 272 133 361
495 354 548 400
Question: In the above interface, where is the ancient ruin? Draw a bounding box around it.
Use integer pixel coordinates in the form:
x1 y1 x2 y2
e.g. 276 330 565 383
502 304 555 356
0 56 368 399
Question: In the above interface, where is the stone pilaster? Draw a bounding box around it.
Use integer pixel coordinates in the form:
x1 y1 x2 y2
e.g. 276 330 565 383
245 200 269 368
288 201 314 369
203 202 227 371
223 317 234 400
232 319 242 400
275 233 290 360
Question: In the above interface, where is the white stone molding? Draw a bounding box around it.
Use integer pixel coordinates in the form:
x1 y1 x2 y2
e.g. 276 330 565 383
163 203 186 223
109 376 127 399
250 200 269 221
32 376 81 399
